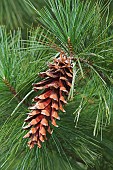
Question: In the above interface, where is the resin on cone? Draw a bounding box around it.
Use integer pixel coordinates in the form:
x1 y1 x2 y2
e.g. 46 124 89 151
23 52 73 149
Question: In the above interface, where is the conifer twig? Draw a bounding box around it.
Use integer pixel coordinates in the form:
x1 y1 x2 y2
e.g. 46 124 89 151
3 77 29 107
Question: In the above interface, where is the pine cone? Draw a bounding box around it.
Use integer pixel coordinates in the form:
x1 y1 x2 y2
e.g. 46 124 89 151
23 52 73 149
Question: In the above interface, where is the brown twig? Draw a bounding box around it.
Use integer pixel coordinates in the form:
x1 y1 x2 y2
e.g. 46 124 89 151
72 57 108 82
71 57 93 65
3 77 29 107
68 37 74 57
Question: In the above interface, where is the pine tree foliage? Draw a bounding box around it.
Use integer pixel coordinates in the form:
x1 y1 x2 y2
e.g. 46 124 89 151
0 0 113 170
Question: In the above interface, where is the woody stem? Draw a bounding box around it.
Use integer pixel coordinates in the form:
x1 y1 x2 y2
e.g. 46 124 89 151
3 77 29 107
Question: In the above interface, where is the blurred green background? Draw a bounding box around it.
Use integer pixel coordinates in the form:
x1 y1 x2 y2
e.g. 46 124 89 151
0 0 113 30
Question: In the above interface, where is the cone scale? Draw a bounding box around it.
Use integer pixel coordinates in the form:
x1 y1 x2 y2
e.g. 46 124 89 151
23 52 73 149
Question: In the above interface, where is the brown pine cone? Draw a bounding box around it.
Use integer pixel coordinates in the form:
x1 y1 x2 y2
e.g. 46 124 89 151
23 52 73 149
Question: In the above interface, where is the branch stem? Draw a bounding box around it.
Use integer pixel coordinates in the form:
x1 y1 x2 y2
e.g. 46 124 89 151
3 77 29 107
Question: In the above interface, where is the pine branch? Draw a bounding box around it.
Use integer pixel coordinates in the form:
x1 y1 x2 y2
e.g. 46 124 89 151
3 77 29 107
0 1 113 170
